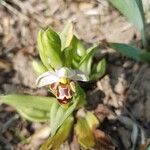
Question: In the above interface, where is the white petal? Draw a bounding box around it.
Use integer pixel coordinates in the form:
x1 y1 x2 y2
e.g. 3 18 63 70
36 71 59 87
57 67 76 78
73 70 89 81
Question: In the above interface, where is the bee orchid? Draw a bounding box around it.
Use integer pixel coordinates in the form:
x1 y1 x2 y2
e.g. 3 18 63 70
36 67 89 104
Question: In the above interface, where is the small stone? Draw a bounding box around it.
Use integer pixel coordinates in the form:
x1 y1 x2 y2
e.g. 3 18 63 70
114 74 127 95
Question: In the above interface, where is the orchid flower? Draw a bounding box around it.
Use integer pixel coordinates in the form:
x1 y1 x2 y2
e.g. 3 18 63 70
36 67 89 104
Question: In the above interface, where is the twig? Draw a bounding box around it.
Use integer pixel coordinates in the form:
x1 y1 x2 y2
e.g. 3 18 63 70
0 136 14 150
127 64 148 95
0 0 29 21
1 114 19 133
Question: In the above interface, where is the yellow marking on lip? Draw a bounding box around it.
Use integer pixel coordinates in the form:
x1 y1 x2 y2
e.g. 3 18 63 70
59 77 68 84
70 81 76 92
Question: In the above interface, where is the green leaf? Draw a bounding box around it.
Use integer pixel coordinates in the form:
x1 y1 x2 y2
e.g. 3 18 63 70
76 40 86 57
108 0 148 48
42 28 63 69
0 94 56 122
72 37 86 64
17 107 50 122
0 94 55 111
90 58 106 80
109 42 142 61
74 83 86 108
38 30 52 69
71 37 85 68
32 60 48 75
63 36 78 67
50 101 59 129
50 99 78 136
40 116 74 150
108 0 144 31
78 44 99 75
109 42 150 62
139 51 150 62
75 117 95 149
60 22 74 51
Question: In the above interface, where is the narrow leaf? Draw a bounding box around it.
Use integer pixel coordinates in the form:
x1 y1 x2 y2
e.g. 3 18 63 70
108 0 144 31
131 124 139 150
140 52 150 62
108 0 148 48
109 42 142 61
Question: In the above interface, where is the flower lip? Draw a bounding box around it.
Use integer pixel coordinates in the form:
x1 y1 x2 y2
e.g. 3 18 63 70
36 67 89 88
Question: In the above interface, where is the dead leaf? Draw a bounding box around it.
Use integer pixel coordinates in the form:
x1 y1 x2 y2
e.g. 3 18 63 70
0 59 12 71
93 129 115 150
95 104 116 122
140 139 150 150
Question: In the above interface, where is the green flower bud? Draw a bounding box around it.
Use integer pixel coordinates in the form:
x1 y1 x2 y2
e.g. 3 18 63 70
37 28 63 70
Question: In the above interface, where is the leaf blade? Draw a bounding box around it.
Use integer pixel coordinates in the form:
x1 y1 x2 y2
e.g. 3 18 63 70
109 42 142 61
60 22 74 51
40 116 74 150
0 94 55 111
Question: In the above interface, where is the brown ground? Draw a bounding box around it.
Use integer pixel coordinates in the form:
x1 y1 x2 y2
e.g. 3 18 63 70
0 0 150 150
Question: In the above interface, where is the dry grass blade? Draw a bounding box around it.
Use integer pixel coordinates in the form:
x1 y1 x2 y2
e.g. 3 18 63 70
0 59 12 71
1 0 29 21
